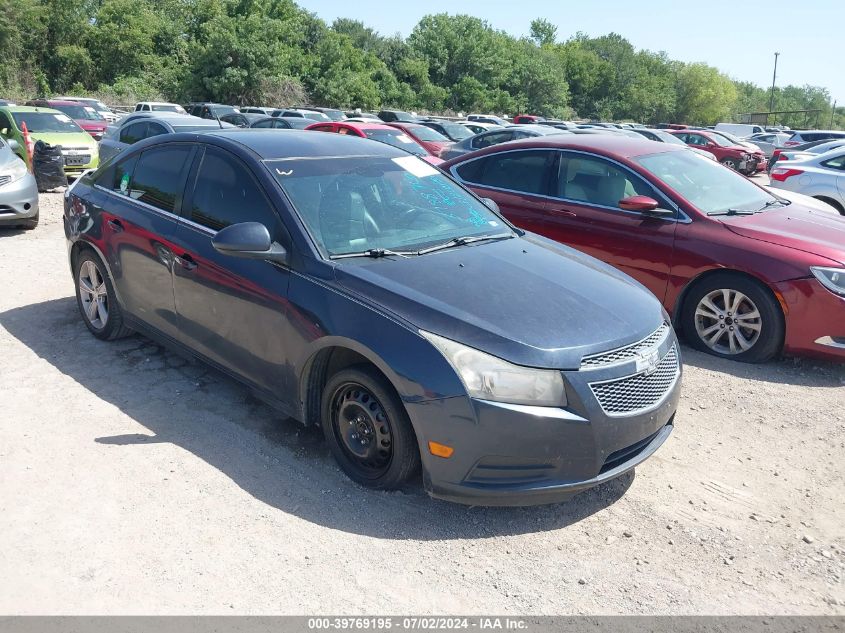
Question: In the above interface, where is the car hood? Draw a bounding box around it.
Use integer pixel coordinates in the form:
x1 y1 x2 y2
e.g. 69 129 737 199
29 131 98 149
333 234 666 370
721 205 845 266
75 119 107 132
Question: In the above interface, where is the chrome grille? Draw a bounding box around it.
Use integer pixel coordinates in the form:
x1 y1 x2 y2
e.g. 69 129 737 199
590 345 679 416
0 175 10 187
581 323 671 369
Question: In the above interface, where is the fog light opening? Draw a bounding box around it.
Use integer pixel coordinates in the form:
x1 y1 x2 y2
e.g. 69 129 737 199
428 441 454 459
23 203 31 210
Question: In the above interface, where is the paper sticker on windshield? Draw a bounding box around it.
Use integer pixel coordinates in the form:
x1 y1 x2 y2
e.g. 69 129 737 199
54 114 72 122
392 155 438 178
120 172 130 194
395 134 413 144
84 106 96 113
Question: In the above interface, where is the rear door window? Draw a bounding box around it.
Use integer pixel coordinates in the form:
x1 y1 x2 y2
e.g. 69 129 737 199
120 122 147 145
455 150 554 196
128 145 193 213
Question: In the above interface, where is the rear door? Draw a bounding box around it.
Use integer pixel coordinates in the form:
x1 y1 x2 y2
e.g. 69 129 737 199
169 145 295 400
92 144 195 340
451 149 557 235
541 150 678 302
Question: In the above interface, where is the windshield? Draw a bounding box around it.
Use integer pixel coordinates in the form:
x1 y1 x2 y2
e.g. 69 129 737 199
12 112 83 133
406 125 448 142
268 155 512 256
440 123 473 140
635 150 778 215
152 104 186 113
363 129 427 156
809 140 845 154
653 130 686 146
709 132 739 147
54 104 104 121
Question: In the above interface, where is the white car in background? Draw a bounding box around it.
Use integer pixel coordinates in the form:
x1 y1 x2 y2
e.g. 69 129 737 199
746 132 791 157
769 148 845 214
134 101 188 114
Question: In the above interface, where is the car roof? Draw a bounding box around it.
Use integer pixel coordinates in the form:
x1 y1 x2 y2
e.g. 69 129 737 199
3 105 63 114
204 129 407 160
457 134 682 160
32 99 80 106
337 121 397 131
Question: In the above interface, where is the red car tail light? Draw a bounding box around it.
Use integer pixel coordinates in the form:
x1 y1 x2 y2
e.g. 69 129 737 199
770 168 803 182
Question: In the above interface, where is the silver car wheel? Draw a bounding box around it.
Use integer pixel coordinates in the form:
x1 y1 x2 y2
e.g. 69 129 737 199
78 259 109 329
694 288 762 355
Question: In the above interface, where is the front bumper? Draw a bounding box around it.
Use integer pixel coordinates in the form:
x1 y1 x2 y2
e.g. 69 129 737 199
776 277 845 361
407 332 682 506
0 173 39 224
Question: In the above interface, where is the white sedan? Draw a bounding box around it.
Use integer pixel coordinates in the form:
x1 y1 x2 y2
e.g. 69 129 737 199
769 148 845 214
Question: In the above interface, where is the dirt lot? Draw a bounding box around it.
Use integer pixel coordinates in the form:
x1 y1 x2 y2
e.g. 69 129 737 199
0 191 843 615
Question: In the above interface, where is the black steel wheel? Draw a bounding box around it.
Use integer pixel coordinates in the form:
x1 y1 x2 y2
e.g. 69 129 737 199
321 366 420 489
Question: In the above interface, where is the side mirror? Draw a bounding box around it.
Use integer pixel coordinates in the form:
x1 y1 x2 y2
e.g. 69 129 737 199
482 197 500 214
619 195 674 217
7 139 20 152
211 222 288 264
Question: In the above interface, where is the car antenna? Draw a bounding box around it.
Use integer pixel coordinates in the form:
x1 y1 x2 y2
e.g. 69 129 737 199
215 114 223 129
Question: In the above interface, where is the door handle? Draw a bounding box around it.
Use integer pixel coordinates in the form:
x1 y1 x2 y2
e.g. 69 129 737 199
549 208 577 217
107 218 124 232
175 253 197 271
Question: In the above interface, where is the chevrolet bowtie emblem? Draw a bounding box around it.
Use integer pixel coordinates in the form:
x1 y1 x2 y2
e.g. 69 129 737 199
635 348 661 376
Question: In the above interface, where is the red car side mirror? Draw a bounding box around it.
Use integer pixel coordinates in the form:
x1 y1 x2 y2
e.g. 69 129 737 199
619 195 660 212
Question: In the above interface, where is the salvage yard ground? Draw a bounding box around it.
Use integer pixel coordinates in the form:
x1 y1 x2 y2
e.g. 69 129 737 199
0 191 843 614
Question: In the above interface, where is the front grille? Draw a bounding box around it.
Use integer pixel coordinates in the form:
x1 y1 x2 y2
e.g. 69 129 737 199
589 345 679 416
0 175 10 187
581 323 671 369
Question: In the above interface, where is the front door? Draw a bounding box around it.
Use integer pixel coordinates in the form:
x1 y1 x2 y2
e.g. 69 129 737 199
540 151 678 303
169 145 295 402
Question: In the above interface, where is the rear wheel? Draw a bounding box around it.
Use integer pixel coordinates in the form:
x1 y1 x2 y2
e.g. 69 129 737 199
681 274 784 363
74 251 133 340
321 366 420 490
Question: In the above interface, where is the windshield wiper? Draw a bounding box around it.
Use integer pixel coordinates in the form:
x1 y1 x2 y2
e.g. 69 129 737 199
757 198 789 211
707 209 760 216
331 248 414 260
416 233 513 255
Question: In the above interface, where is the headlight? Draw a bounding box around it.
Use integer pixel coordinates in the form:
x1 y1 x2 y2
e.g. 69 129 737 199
2 158 28 184
420 331 567 406
811 267 845 296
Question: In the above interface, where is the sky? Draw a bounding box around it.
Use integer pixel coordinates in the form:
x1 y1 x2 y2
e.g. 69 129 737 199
303 0 844 104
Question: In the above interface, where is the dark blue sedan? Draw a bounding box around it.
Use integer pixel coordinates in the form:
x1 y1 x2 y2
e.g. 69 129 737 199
63 130 681 506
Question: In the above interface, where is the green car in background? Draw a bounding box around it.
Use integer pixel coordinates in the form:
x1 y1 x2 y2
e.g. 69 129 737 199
0 105 99 177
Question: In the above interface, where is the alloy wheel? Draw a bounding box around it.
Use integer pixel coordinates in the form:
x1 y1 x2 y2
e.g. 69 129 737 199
694 288 762 355
78 259 109 330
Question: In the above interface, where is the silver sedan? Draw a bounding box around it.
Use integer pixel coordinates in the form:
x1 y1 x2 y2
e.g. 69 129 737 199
769 148 845 214
0 137 39 229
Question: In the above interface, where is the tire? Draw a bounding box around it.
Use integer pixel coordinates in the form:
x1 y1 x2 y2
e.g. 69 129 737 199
720 157 739 171
681 273 784 363
321 365 420 490
74 250 133 341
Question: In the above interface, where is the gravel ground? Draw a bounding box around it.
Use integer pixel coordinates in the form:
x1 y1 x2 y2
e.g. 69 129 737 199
0 191 843 615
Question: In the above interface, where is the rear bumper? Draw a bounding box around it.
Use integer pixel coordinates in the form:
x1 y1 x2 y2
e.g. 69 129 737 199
0 173 39 224
776 277 845 361
405 336 682 506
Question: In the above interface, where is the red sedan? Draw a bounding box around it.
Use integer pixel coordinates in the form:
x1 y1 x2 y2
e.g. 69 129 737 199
443 135 845 362
669 129 766 175
383 121 452 157
25 99 109 141
305 121 443 165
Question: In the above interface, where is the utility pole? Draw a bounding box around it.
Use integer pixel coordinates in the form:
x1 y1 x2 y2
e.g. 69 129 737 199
769 52 780 124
